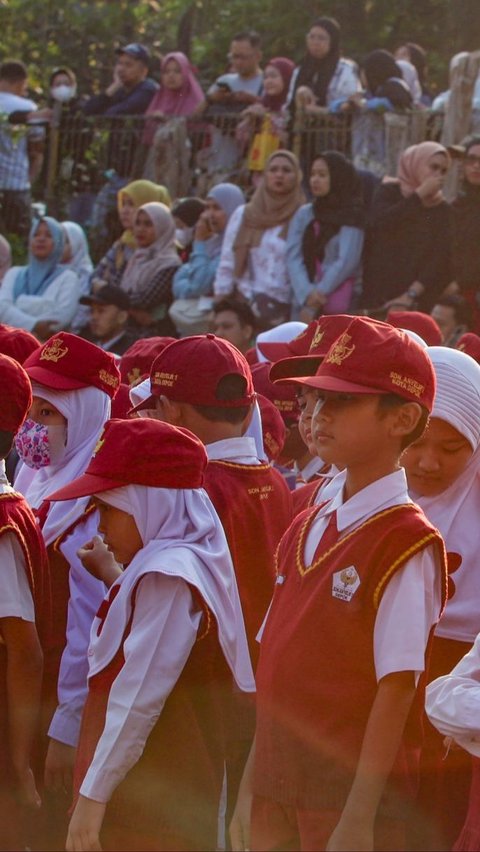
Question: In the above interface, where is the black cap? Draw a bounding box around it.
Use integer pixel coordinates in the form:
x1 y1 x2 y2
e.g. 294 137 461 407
115 43 150 66
80 285 130 311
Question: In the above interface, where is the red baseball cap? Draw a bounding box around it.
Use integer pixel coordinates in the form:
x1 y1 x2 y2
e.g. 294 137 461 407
251 362 299 426
456 332 480 364
387 310 442 346
0 324 40 365
270 315 354 382
119 336 176 386
256 393 286 462
110 383 133 419
46 418 207 501
23 333 121 399
0 353 33 433
291 316 436 411
132 334 255 413
256 320 319 362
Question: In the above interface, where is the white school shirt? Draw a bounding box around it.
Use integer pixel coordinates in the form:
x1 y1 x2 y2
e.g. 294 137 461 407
80 572 202 803
294 455 325 486
426 632 480 757
206 436 261 465
0 266 80 332
214 205 292 305
303 468 443 683
0 460 34 622
48 511 107 747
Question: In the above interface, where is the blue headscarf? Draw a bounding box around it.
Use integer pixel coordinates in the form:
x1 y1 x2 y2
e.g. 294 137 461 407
203 183 245 258
13 217 65 299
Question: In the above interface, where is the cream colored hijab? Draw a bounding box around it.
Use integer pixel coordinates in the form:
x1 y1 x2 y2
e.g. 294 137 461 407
120 202 181 296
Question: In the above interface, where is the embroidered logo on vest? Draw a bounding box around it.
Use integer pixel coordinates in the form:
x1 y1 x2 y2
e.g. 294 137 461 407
40 338 68 363
326 332 355 366
310 328 324 351
332 565 360 601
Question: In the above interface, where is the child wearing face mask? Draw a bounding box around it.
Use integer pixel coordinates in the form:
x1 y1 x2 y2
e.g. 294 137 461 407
402 346 480 850
14 332 120 847
0 354 51 851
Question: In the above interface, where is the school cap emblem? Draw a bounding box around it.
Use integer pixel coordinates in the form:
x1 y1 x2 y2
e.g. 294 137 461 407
326 332 355 367
93 432 105 456
40 338 68 363
332 565 361 601
310 328 324 351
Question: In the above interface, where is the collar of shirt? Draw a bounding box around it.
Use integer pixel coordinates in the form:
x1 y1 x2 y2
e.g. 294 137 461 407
294 455 325 483
323 468 411 533
206 436 261 464
0 459 13 495
95 332 125 352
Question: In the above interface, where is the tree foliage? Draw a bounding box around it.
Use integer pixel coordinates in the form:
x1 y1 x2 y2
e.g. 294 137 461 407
0 0 480 96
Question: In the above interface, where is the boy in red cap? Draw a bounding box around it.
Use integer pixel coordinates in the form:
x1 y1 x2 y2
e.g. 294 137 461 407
231 317 449 852
0 354 50 849
45 418 254 852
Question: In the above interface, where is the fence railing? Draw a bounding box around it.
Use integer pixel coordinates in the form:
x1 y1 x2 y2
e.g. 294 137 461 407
0 108 443 256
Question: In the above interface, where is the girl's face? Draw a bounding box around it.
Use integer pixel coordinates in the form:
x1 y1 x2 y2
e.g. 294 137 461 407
134 210 156 248
464 143 480 188
61 233 72 263
297 386 320 454
205 197 227 233
263 65 284 97
306 26 331 60
29 397 67 427
403 417 474 497
31 221 55 260
119 195 136 230
51 72 71 88
162 59 184 91
264 155 297 195
94 498 143 566
310 158 331 198
424 152 449 182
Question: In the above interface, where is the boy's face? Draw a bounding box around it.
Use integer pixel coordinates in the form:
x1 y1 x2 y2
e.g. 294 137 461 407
311 391 394 469
297 386 319 455
94 498 143 566
403 416 473 497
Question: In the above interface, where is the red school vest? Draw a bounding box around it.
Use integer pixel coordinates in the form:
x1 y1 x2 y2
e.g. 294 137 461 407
204 460 293 667
74 578 232 852
254 502 448 813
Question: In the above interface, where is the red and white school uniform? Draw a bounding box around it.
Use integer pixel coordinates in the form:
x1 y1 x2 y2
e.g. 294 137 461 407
252 468 447 852
73 481 254 852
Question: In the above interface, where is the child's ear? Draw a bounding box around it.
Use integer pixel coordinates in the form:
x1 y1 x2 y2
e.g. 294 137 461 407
391 402 423 438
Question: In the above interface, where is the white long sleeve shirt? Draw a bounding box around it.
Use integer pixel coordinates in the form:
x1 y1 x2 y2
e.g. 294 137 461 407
426 634 480 757
0 266 80 331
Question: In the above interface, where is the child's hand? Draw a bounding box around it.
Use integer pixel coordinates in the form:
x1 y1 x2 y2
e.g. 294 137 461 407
66 795 106 852
44 738 75 794
78 536 122 587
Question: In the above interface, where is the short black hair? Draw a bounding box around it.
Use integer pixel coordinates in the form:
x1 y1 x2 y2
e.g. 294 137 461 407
433 295 471 328
232 31 261 49
213 297 255 330
191 374 251 424
377 393 429 450
0 430 14 459
0 60 27 83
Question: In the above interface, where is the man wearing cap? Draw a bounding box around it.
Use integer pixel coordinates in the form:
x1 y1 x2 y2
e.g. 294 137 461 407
231 317 448 852
82 44 158 117
78 284 136 355
0 354 50 847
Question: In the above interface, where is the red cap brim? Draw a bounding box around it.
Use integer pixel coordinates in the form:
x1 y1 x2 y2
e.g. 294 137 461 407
256 341 295 362
26 365 87 391
128 393 157 416
270 355 323 383
47 473 126 502
280 374 389 394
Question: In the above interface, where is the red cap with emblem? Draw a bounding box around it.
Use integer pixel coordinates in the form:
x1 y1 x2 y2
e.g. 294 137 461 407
270 315 354 382
387 310 442 346
46 418 207 500
132 334 255 412
22 333 120 399
119 336 176 386
0 353 33 433
290 316 436 411
256 393 287 461
456 332 480 364
256 320 319 363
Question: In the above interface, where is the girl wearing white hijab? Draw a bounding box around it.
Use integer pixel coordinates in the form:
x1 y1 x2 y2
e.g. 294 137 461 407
402 346 480 850
14 333 120 802
120 202 181 334
45 418 254 852
61 221 94 333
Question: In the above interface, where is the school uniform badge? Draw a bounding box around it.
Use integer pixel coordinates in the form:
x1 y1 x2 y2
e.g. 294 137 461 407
332 566 360 601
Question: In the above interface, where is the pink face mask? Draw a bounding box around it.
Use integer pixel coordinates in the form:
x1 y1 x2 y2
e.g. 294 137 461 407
15 418 66 469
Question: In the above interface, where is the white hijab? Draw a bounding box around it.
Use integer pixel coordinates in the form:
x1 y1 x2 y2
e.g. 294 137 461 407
15 382 111 545
411 347 480 638
62 221 93 284
87 483 255 692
